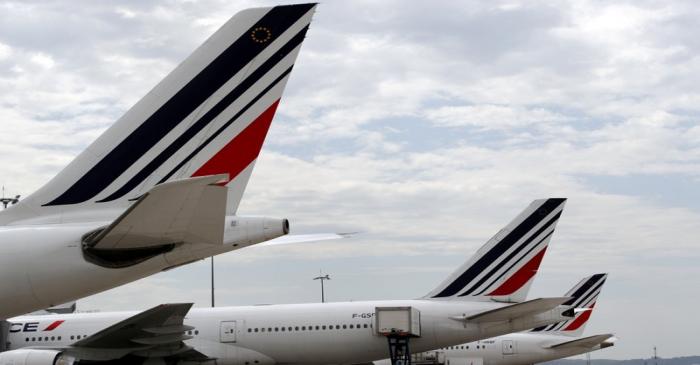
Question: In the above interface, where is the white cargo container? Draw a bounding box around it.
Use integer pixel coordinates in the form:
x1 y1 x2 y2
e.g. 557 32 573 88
375 306 421 337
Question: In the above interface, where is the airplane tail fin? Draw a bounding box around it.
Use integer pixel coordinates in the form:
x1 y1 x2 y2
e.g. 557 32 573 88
530 273 608 337
1 4 316 224
424 198 566 303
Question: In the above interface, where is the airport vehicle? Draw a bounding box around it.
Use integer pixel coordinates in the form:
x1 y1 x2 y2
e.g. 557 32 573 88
0 199 578 365
0 3 319 320
375 273 615 365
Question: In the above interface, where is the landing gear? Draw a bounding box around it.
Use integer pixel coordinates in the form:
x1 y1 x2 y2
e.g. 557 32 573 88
387 335 412 365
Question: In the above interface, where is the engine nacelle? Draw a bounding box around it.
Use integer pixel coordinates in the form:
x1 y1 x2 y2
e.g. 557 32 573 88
224 216 289 246
0 349 74 365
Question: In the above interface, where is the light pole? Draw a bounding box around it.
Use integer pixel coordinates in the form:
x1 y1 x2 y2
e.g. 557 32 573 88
313 272 331 303
211 256 215 308
0 186 19 209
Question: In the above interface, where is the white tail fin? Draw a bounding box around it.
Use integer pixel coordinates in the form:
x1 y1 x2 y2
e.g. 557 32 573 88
424 198 566 303
530 273 608 337
1 4 316 224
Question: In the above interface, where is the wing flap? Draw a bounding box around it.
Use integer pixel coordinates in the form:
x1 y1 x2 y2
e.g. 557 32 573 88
455 297 571 323
547 334 615 349
88 174 228 250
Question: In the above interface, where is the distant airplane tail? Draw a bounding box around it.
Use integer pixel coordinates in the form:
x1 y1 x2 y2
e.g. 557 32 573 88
1 3 316 224
424 198 566 303
530 273 608 337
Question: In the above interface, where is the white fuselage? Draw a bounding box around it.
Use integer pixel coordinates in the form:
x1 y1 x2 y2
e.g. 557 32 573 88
374 332 612 365
7 300 570 365
0 220 263 319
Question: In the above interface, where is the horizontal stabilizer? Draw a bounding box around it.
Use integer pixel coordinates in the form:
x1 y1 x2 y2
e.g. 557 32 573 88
87 174 228 250
547 334 615 349
74 303 193 349
257 232 355 246
459 297 571 323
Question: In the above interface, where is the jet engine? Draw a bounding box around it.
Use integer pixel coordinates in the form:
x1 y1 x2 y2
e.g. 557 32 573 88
0 349 74 365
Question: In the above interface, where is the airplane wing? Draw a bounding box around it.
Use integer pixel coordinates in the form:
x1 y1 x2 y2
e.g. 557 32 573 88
546 334 615 350
451 297 572 323
85 174 228 250
64 303 209 362
256 232 356 246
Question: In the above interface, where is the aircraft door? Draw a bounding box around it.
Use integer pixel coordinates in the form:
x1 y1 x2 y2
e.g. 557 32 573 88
502 340 516 355
220 321 238 343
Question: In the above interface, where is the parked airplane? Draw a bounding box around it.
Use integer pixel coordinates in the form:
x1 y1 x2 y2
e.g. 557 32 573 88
0 3 320 320
375 273 614 365
0 199 577 365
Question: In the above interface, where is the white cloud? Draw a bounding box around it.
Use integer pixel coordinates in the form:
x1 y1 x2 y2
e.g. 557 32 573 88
424 104 569 129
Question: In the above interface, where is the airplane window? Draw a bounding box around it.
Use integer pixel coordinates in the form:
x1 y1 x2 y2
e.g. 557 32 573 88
335 325 340 329
349 324 353 329
322 325 326 330
25 338 28 342
31 337 35 341
38 337 42 342
274 328 279 332
58 336 61 340
248 329 252 332
288 327 293 331
254 328 259 333
51 336 55 341
281 327 286 332
364 324 368 328
45 337 49 341
261 328 266 332
268 328 272 332
342 325 347 329
302 326 306 331
476 345 480 349
466 346 469 349
295 326 299 331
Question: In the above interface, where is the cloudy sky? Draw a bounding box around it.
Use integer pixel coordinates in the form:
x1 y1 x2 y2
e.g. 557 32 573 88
1 0 699 360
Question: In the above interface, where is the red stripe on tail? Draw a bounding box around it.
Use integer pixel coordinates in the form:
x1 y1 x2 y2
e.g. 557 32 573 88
193 100 280 183
487 248 547 296
563 302 596 331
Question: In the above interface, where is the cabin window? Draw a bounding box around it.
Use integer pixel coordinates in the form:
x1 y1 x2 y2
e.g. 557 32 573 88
342 325 347 329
